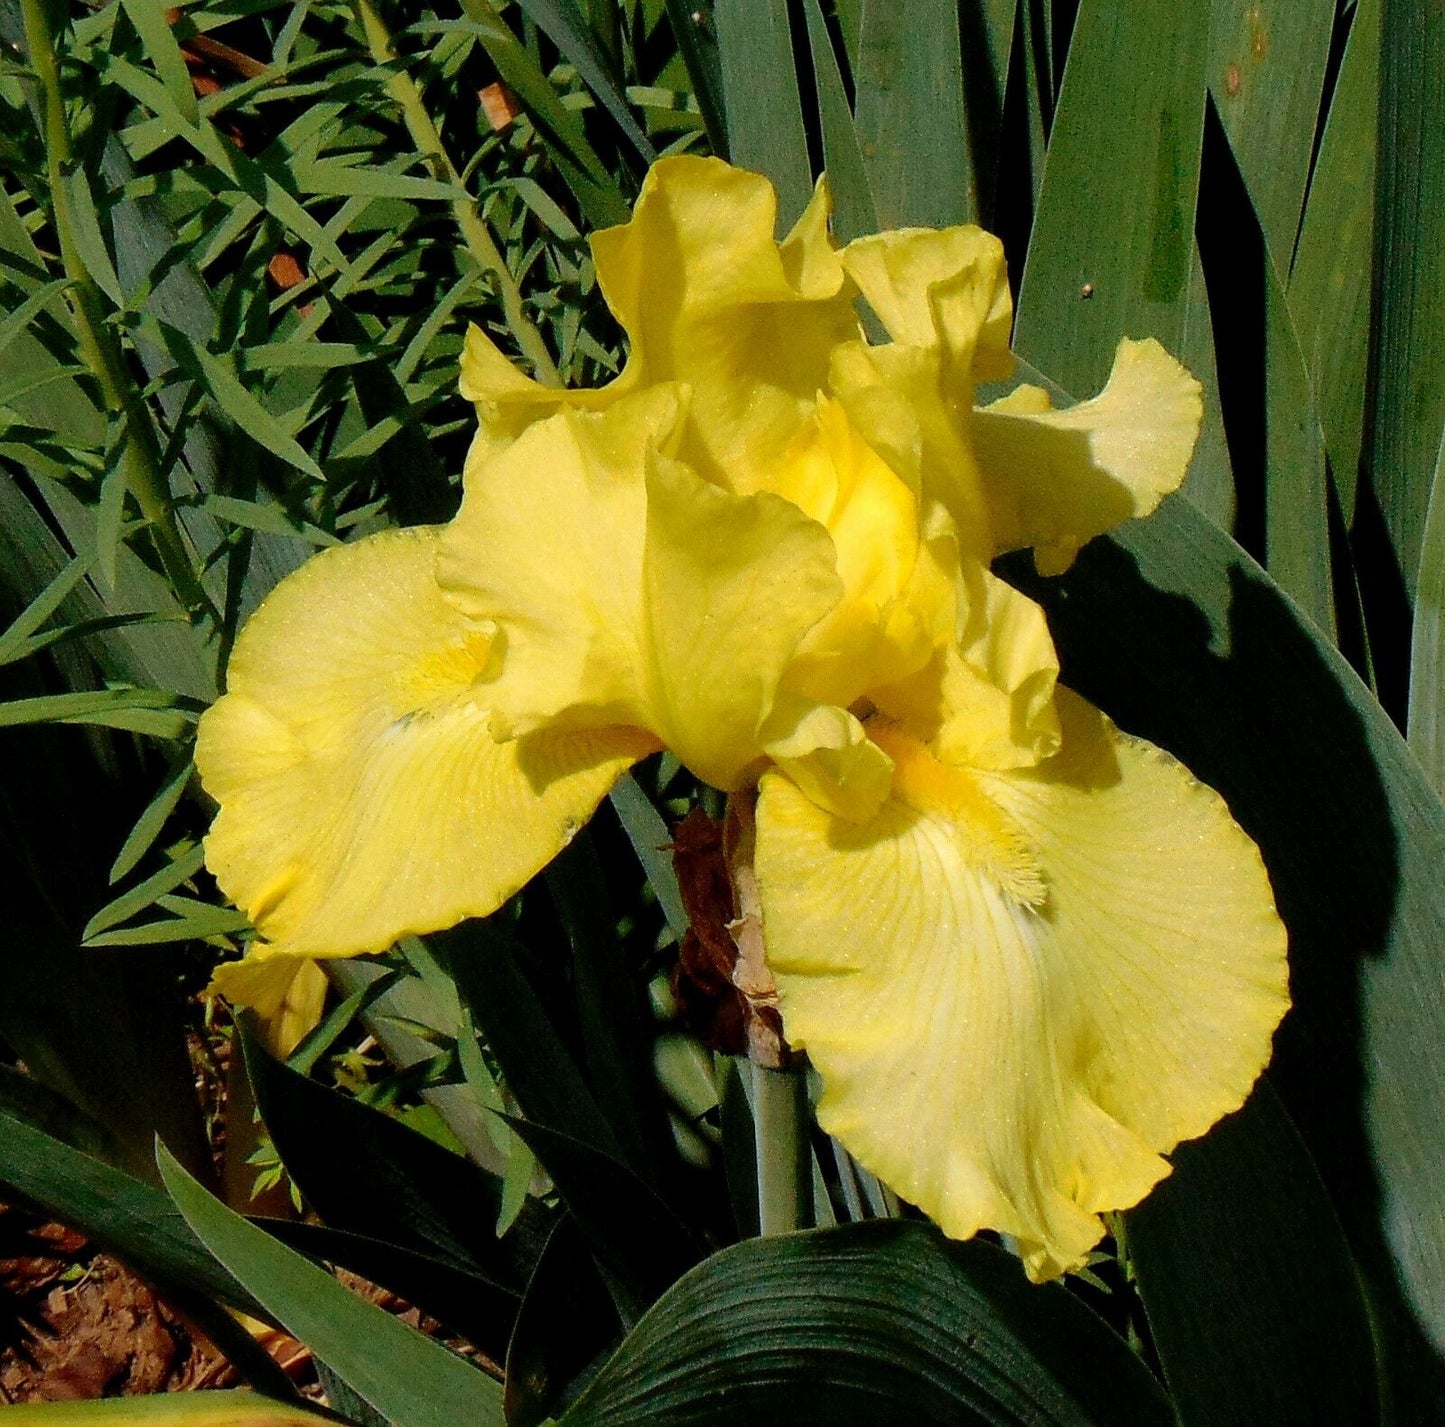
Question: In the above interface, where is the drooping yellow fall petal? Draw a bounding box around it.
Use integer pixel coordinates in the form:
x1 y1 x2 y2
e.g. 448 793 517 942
438 394 844 791
458 155 859 494
208 952 327 1055
972 337 1203 572
755 689 1289 1281
196 527 648 960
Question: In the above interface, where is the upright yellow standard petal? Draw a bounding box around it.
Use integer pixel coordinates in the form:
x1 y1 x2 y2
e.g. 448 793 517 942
842 227 1014 382
755 689 1288 1280
972 337 1204 571
438 396 844 791
196 527 648 959
458 155 859 495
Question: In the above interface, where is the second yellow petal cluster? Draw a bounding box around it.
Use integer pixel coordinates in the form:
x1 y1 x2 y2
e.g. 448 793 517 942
196 155 1288 1280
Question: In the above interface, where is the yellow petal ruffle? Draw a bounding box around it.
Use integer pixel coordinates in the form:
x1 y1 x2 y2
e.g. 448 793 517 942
437 395 843 791
460 155 860 496
754 689 1289 1280
973 337 1204 572
196 527 647 959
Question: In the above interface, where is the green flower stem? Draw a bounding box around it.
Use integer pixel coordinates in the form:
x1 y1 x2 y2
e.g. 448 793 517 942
752 1060 808 1236
355 0 561 387
19 0 208 616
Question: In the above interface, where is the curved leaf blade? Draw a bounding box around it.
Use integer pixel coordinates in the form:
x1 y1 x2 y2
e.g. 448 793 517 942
560 1221 1173 1426
157 1145 505 1427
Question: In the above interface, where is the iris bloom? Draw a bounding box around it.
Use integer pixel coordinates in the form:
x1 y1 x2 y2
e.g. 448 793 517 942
196 156 1289 1280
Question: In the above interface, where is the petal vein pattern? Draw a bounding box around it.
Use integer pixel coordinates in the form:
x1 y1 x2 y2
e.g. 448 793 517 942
196 527 648 958
755 689 1289 1280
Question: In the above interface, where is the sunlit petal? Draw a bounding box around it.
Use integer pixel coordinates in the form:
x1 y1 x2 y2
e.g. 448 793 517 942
842 226 1013 382
458 156 859 495
209 952 327 1055
755 689 1288 1280
439 395 843 790
973 337 1204 571
196 527 647 958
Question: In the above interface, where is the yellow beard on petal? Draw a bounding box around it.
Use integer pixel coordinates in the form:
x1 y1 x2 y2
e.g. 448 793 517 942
869 722 1047 909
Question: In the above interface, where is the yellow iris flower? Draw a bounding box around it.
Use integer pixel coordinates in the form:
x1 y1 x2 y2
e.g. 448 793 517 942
195 155 1289 1281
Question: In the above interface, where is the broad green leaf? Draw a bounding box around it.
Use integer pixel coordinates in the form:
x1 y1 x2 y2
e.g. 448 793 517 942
157 1145 506 1427
560 1222 1173 1426
1127 1079 1381 1425
715 0 812 229
1364 0 1445 599
1259 252 1334 637
0 1392 330 1425
853 0 1012 228
1003 489 1445 1409
1289 0 1379 522
1408 425 1445 794
435 921 625 1166
1014 0 1208 396
1208 0 1334 260
798 0 877 244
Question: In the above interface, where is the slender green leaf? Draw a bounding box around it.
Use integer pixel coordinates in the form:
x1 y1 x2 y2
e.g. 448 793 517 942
799 0 876 244
510 0 657 163
561 1222 1173 1426
714 0 812 229
109 754 194 883
1014 0 1208 396
0 687 198 735
1289 0 1379 522
0 1392 331 1425
1408 424 1445 794
661 0 728 155
120 0 200 127
85 842 205 938
1363 0 1445 599
158 1145 506 1427
1209 0 1334 260
608 773 688 940
1128 1079 1381 1425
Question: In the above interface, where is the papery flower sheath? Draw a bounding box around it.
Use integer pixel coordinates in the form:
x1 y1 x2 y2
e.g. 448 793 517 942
195 155 1289 1279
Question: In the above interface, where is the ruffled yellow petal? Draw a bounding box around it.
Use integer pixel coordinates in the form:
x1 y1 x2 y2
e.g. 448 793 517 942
438 395 843 791
872 565 1061 770
196 527 647 957
755 689 1288 1280
972 337 1204 571
761 700 894 823
842 227 1013 382
209 953 327 1056
770 398 946 708
458 155 858 495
